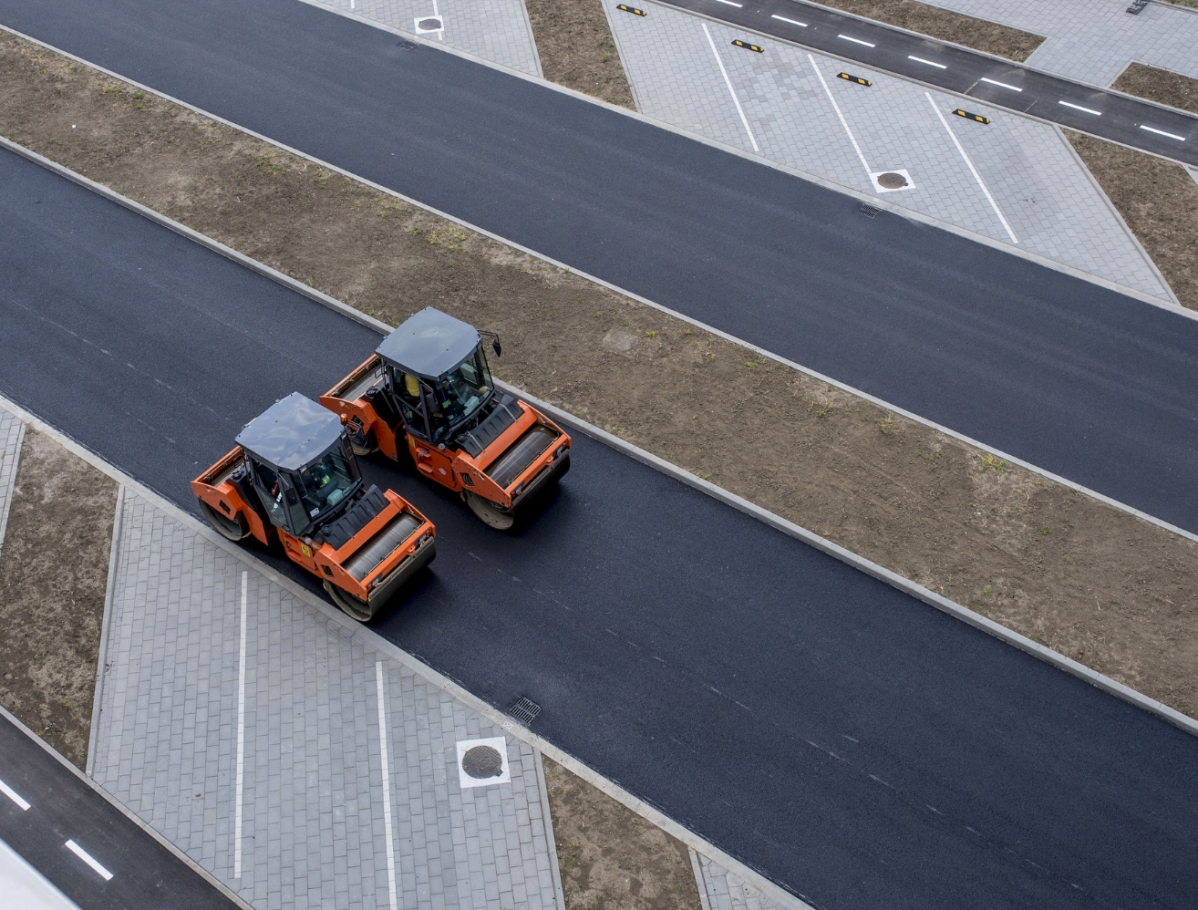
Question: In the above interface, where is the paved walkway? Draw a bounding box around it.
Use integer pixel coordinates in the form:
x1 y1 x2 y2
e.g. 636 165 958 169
91 489 562 910
0 409 22 556
604 0 1174 303
699 852 793 910
915 0 1198 87
312 0 542 76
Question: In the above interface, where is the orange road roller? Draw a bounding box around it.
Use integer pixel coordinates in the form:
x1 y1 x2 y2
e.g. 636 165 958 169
321 308 571 530
192 392 436 621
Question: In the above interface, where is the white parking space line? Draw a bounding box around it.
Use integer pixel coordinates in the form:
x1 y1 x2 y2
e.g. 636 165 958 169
0 778 31 811
838 34 875 48
770 14 807 27
926 93 1018 244
702 23 760 153
980 77 1022 92
1140 124 1187 141
375 662 399 910
64 840 113 881
809 55 870 174
909 56 946 69
712 0 743 6
233 570 247 879
1059 100 1101 115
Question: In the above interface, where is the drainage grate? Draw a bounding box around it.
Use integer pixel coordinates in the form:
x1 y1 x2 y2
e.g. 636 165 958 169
858 203 882 218
507 696 542 725
396 39 417 50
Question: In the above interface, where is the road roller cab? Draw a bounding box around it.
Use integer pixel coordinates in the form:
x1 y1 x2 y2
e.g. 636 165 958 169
191 392 436 621
321 308 571 530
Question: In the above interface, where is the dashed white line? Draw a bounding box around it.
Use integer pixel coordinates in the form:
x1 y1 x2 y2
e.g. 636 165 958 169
65 841 113 881
712 0 743 6
1059 100 1102 116
838 34 875 48
0 779 31 811
233 570 247 879
926 93 1018 244
1140 124 1187 141
770 14 807 27
375 662 399 910
702 23 760 153
809 55 871 175
980 77 1022 92
908 56 946 69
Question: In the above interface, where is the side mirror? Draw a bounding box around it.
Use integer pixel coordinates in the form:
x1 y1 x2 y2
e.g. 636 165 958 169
491 338 502 358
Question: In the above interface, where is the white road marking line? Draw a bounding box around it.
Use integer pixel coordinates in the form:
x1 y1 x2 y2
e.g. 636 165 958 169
0 779 31 811
713 0 743 6
980 77 1022 92
65 841 113 881
1058 100 1101 116
233 570 247 879
432 0 444 42
771 14 807 27
908 56 946 69
838 34 875 48
809 55 870 174
1140 124 1187 141
926 93 1018 244
375 662 399 910
702 23 760 153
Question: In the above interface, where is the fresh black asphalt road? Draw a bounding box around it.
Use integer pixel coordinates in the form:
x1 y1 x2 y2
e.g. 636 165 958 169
662 0 1198 164
4 147 1198 910
0 712 238 910
2 2 1198 539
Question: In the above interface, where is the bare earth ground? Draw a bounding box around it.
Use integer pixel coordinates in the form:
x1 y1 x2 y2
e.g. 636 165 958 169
1113 61 1198 117
1 32 1195 723
526 0 635 108
810 0 1043 61
544 758 702 910
0 429 116 769
1067 130 1198 310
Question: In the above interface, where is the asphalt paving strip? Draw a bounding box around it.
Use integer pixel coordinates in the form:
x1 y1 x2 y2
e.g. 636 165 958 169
2 0 1198 540
3 146 1198 910
0 711 241 910
659 0 1198 164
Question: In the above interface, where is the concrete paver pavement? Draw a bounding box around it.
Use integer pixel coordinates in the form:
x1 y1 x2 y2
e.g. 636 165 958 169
0 409 21 555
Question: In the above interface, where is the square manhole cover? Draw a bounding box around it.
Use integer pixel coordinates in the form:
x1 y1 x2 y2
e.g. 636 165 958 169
869 169 915 193
455 737 511 789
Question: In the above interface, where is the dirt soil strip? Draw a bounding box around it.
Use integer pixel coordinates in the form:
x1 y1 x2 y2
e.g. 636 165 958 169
1113 61 1198 117
808 0 1043 62
1067 130 1198 311
527 0 635 108
544 757 703 910
2 33 1197 729
0 428 118 770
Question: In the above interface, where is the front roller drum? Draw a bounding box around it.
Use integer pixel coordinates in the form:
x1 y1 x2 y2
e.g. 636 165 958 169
464 491 516 531
199 499 250 542
324 581 375 623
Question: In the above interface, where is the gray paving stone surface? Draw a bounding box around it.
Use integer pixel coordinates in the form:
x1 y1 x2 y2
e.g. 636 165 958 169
312 0 542 76
605 0 1173 301
91 490 561 910
908 0 1198 87
0 406 23 555
698 852 797 910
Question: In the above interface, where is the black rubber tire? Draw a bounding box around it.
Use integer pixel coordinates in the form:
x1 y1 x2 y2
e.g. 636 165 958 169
464 491 516 531
199 499 249 542
324 581 374 622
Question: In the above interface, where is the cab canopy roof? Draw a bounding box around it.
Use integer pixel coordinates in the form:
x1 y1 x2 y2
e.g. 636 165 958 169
236 392 344 471
376 307 481 381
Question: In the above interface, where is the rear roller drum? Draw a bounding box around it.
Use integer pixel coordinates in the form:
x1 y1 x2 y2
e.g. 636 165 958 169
464 491 516 531
199 500 249 542
324 581 374 623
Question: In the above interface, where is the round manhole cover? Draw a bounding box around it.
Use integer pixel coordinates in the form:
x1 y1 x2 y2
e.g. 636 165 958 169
876 172 908 190
418 17 442 29
462 745 504 779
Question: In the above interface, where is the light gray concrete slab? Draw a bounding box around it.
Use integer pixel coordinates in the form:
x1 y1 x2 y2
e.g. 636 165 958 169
697 851 799 910
604 0 1174 301
312 0 542 76
0 406 24 558
908 0 1198 87
91 490 560 910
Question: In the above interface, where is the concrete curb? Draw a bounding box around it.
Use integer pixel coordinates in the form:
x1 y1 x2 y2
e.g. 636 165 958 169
0 419 24 561
0 701 256 910
532 749 569 910
1 19 1190 322
2 129 1196 552
85 485 123 778
0 392 818 910
690 847 715 910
